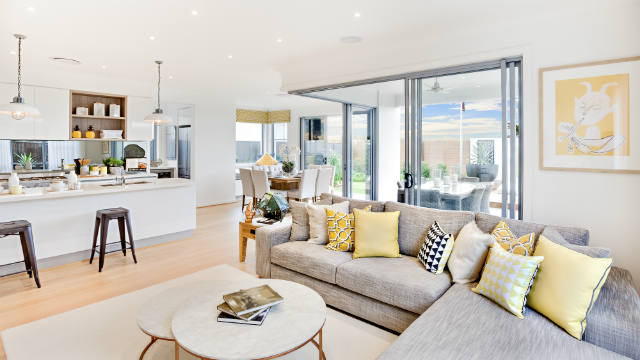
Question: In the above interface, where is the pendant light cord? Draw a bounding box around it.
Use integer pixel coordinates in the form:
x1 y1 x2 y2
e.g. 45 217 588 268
17 37 22 99
156 62 161 109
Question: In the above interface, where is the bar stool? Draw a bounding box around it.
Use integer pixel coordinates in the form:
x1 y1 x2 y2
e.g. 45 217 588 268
0 220 41 288
90 207 137 272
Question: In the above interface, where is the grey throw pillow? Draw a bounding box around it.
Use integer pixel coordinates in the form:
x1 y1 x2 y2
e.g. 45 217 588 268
540 227 611 258
289 201 310 241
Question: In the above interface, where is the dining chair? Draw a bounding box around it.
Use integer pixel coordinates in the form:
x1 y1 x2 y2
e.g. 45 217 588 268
315 167 333 200
323 165 336 193
239 168 254 212
287 168 318 202
461 186 485 213
251 169 270 204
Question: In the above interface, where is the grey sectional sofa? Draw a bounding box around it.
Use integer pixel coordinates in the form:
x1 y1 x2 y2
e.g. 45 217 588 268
255 194 640 359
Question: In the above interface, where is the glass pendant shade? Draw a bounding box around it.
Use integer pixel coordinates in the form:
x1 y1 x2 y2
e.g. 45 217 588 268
2 34 40 120
144 108 172 124
0 98 41 120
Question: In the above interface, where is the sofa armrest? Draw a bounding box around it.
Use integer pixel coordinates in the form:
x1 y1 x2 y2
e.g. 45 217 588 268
255 223 292 278
585 266 640 359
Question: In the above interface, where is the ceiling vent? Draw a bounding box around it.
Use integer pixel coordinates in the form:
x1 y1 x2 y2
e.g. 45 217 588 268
49 57 81 65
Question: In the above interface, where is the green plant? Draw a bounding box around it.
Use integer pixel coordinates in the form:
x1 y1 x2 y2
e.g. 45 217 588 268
471 141 495 165
352 172 366 182
437 163 447 175
15 153 33 166
103 157 124 167
421 162 431 179
328 152 342 185
281 161 294 173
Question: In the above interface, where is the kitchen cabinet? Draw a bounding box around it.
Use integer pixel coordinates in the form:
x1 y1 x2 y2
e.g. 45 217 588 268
33 87 69 140
126 96 154 141
0 83 35 140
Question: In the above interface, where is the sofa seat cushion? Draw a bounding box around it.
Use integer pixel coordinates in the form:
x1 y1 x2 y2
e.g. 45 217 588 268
378 283 627 360
335 255 452 314
271 241 353 284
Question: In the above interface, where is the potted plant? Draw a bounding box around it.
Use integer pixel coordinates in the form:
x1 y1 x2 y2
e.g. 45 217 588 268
15 153 33 170
278 145 300 175
467 141 499 182
103 157 124 174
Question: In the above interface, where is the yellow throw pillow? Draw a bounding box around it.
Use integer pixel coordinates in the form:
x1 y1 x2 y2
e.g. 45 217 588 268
472 243 543 319
326 206 371 252
491 221 536 256
352 209 400 259
527 235 612 339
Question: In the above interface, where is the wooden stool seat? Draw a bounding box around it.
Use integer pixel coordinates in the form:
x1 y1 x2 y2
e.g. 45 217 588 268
90 207 137 272
0 220 41 288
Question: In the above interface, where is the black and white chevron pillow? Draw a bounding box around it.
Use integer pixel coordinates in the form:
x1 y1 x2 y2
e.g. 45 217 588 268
418 221 455 274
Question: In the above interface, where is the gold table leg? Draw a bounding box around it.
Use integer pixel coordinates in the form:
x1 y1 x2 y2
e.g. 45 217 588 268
140 336 158 360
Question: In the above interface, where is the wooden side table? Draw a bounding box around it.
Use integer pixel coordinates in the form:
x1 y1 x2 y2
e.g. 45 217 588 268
238 219 264 262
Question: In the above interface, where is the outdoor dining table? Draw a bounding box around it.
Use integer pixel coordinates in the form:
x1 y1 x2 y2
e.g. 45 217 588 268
268 176 301 191
421 180 477 210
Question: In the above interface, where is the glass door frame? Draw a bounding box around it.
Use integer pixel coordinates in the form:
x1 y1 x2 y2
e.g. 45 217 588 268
290 56 522 216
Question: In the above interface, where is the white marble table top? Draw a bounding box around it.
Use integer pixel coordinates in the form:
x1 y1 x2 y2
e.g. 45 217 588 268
171 279 327 360
136 281 228 340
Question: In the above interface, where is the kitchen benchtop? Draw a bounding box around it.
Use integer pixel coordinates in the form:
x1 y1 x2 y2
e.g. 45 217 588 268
0 178 193 204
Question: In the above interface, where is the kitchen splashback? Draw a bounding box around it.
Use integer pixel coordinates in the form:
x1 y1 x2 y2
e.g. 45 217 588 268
0 140 149 172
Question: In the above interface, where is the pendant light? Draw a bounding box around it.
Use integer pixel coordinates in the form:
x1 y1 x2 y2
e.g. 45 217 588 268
144 60 172 124
0 34 40 120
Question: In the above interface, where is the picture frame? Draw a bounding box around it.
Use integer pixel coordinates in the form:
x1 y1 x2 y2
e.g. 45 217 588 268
539 56 640 174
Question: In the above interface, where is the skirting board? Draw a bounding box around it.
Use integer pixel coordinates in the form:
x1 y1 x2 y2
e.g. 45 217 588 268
0 230 193 277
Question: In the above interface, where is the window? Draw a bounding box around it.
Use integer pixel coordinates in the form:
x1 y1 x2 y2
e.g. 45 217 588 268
236 122 263 165
11 141 48 170
272 123 288 161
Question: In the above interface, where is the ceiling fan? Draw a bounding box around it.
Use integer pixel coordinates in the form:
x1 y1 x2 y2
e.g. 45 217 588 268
426 77 452 94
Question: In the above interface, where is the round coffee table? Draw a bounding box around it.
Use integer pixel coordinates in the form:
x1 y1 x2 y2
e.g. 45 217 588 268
136 280 258 360
171 279 327 360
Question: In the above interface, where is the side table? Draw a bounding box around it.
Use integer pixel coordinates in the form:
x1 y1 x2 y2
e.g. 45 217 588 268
238 219 264 262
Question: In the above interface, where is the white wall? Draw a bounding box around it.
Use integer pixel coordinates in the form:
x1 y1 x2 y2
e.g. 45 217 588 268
279 1 640 288
377 91 402 202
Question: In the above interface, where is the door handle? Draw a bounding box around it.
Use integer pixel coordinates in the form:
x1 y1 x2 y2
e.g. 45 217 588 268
404 172 414 189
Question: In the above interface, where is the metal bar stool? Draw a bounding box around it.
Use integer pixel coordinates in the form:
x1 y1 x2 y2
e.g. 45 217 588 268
0 220 41 288
90 207 137 272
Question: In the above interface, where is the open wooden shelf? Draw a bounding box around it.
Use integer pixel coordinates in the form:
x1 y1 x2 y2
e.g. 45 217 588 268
70 138 124 142
69 90 127 140
71 114 125 120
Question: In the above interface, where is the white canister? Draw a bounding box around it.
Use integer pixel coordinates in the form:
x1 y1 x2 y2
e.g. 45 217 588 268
80 165 90 175
67 171 78 189
8 172 20 187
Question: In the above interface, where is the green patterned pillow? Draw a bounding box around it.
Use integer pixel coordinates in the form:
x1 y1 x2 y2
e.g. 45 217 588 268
472 243 544 318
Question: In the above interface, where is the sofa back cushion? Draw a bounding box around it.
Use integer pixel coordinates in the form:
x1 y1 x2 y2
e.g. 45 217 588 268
331 194 385 213
475 213 589 246
384 201 474 257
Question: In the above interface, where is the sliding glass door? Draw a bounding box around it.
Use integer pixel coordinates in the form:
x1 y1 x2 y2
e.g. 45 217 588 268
350 108 375 200
301 115 343 191
406 60 522 218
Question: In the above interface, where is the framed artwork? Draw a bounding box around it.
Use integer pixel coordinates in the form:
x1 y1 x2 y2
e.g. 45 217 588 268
539 56 640 173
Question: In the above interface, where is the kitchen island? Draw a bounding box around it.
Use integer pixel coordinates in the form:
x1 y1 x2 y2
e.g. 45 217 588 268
0 178 195 272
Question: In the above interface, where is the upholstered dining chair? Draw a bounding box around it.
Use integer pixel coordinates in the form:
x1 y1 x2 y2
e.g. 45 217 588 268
239 168 254 212
314 167 333 200
251 169 270 205
287 168 318 202
461 186 485 213
323 165 336 193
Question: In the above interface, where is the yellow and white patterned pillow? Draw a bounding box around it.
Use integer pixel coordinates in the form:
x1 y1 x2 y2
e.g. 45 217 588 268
326 205 371 252
472 243 544 319
491 221 536 256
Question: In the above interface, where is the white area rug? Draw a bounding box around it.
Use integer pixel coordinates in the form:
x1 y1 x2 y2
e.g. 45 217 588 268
1 265 396 359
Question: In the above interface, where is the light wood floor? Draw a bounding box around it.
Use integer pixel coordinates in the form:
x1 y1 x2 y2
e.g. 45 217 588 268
0 201 251 359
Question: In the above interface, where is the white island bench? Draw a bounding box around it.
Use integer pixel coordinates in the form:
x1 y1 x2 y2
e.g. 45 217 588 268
0 178 195 273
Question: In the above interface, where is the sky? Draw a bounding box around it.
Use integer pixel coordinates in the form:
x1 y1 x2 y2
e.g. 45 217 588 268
420 99 503 139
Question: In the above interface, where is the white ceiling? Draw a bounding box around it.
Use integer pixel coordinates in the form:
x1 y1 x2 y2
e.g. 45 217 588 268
0 0 596 109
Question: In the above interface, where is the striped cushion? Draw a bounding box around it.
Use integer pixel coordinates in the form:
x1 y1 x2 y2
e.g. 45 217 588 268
418 221 455 274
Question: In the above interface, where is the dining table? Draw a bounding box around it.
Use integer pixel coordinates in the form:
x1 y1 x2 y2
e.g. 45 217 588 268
268 175 301 191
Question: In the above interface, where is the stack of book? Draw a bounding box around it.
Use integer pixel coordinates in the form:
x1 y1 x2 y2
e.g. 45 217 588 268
217 284 284 326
